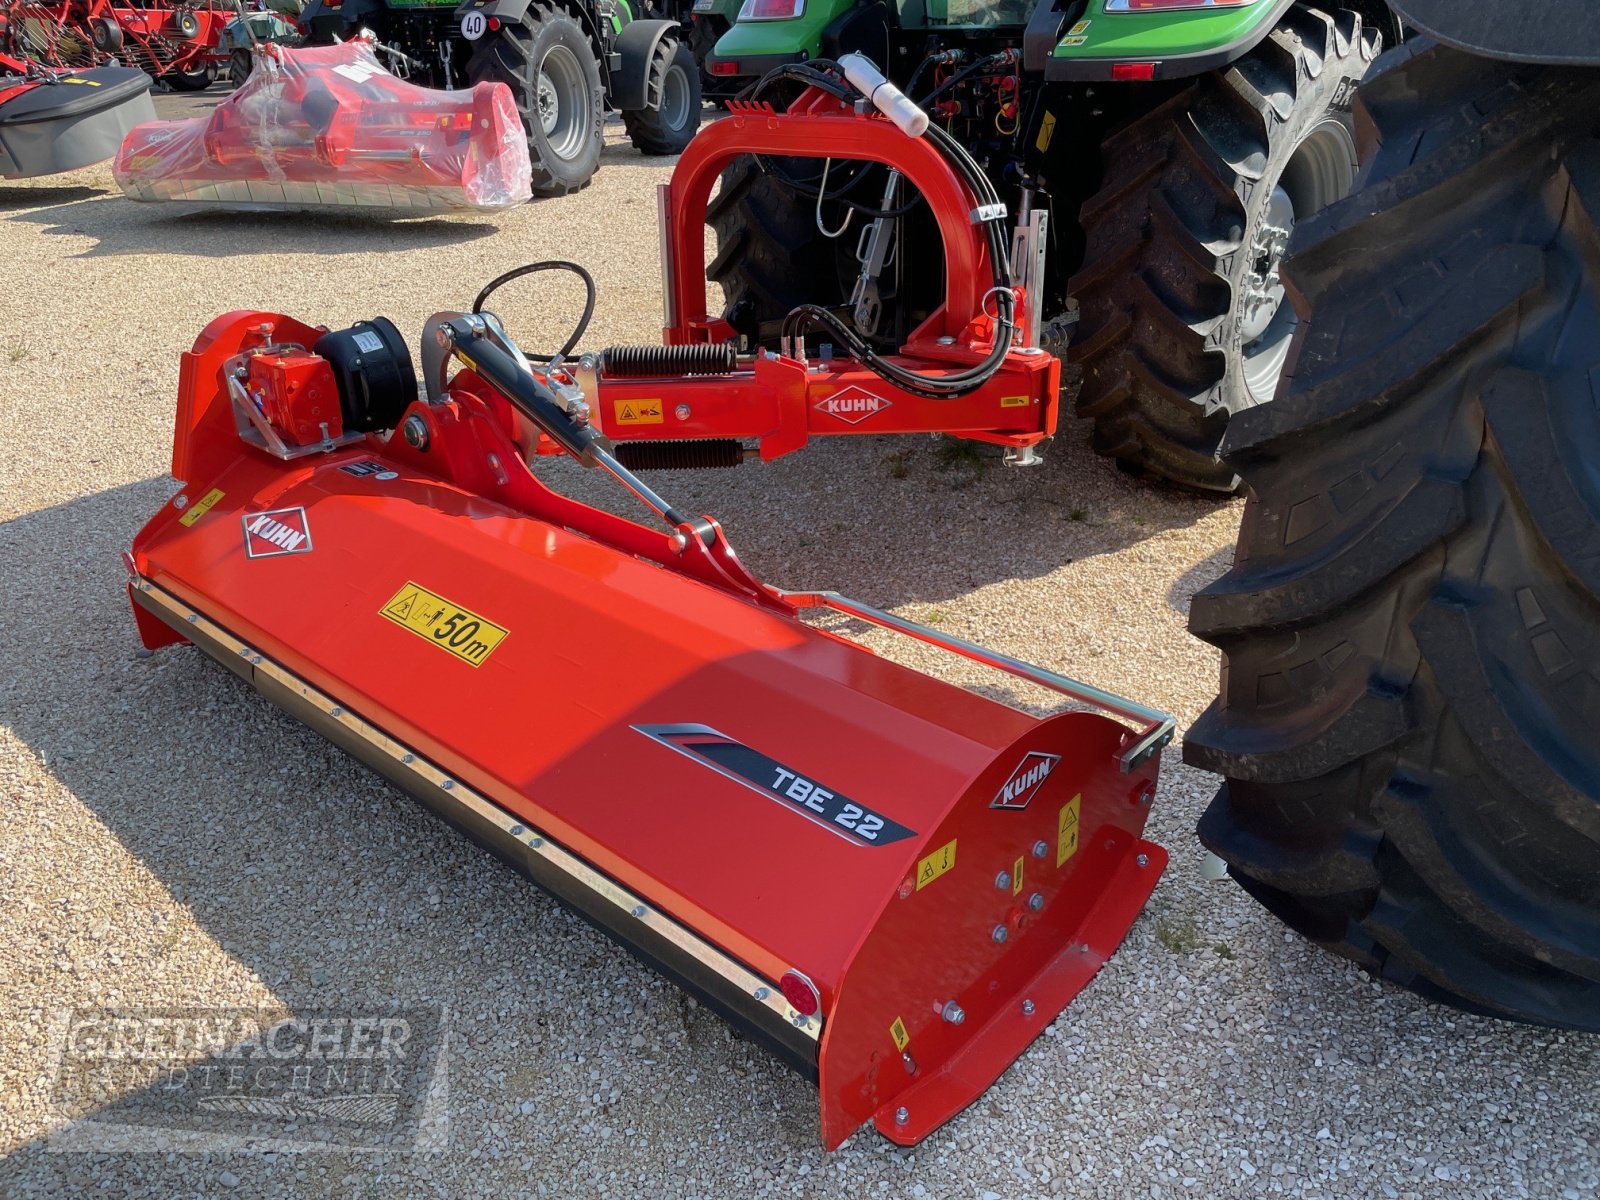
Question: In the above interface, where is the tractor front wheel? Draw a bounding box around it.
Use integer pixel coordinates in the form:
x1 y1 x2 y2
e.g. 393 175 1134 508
622 35 701 156
467 1 604 197
1068 6 1381 492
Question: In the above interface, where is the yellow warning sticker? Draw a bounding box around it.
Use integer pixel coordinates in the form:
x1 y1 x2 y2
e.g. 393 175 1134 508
1067 18 1090 35
916 839 957 891
1035 110 1057 154
380 582 509 668
1060 35 1088 47
890 1016 909 1053
613 399 664 426
1000 395 1030 409
1012 855 1024 897
178 487 225 527
1057 794 1082 868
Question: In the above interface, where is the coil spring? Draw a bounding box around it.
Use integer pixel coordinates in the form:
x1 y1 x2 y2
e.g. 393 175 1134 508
601 343 737 377
613 440 744 471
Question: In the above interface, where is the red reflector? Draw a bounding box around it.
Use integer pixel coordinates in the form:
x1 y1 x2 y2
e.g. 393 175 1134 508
1111 62 1158 81
779 970 821 1016
709 60 739 76
488 15 500 28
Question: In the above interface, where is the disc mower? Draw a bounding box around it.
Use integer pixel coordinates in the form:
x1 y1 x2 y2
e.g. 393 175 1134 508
114 38 532 209
0 53 152 177
127 276 1174 1143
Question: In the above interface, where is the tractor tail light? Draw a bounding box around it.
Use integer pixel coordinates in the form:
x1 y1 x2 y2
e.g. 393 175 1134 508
1111 62 1158 81
1105 0 1253 9
737 0 805 20
709 60 739 75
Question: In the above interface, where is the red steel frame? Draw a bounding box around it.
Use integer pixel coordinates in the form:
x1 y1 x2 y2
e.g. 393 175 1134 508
587 89 1059 461
127 310 1172 1149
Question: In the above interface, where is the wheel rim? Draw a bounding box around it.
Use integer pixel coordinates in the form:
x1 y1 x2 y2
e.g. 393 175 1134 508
660 61 691 132
534 44 586 161
1239 115 1358 404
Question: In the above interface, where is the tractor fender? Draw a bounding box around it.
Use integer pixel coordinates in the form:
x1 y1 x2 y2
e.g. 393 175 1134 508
1388 0 1600 65
610 18 677 111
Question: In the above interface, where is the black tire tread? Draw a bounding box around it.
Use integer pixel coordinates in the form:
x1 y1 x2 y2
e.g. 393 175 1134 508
1068 7 1379 493
1185 39 1600 1030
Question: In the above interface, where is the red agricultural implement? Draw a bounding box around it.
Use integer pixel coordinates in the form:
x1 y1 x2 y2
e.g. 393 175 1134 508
3 0 229 89
114 39 531 209
572 54 1058 470
126 298 1172 1146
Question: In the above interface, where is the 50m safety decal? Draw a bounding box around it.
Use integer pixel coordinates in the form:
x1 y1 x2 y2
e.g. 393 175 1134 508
380 582 509 667
633 724 915 847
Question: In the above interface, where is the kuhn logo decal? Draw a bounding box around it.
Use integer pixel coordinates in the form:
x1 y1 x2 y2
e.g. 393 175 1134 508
241 507 313 559
991 751 1061 810
633 724 916 847
815 386 892 425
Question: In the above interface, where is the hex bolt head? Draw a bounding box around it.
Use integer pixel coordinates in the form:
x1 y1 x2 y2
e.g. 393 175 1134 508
1031 840 1049 859
895 1106 909 1125
994 871 1011 890
1028 892 1044 912
1136 853 1150 869
1022 999 1035 1016
675 403 691 420
991 924 1008 944
941 1001 965 1025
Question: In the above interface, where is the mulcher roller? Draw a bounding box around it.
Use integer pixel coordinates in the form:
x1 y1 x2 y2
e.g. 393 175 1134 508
127 307 1172 1147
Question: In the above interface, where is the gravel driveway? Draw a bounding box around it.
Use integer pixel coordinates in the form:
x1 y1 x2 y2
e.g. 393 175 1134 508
0 89 1594 1199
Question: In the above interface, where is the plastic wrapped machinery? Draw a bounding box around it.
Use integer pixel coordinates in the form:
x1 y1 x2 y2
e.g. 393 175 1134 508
113 40 531 210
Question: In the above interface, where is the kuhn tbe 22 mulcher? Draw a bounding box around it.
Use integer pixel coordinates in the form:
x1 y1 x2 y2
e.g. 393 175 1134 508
127 288 1173 1143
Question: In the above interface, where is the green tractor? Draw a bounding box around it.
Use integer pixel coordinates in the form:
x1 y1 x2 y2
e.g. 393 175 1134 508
702 0 1403 491
1187 0 1600 1030
297 0 704 194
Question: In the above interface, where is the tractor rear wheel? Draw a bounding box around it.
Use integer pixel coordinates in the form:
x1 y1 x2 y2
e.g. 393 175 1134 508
467 1 604 197
622 35 701 156
1184 41 1600 1029
229 48 252 85
707 154 854 347
1068 7 1381 492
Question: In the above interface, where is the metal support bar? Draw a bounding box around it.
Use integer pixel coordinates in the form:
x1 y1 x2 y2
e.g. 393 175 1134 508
778 590 1174 772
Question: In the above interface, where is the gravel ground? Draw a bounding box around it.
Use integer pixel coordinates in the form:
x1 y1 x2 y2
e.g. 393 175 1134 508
1 88 1596 1199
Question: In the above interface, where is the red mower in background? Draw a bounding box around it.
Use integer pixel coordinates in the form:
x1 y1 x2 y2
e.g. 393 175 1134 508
2 0 230 90
114 38 531 210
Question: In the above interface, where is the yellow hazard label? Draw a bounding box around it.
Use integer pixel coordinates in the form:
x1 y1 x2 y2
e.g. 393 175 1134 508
613 399 664 426
1035 111 1057 154
890 1016 909 1053
380 582 509 667
1068 18 1090 35
1060 35 1088 47
1000 395 1030 409
1013 855 1024 896
178 487 225 527
916 839 956 891
1057 794 1082 868
62 76 102 86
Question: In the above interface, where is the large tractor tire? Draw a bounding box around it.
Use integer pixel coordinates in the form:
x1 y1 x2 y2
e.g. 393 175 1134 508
1068 7 1381 492
1185 41 1600 1029
622 35 701 156
467 1 604 197
707 154 853 346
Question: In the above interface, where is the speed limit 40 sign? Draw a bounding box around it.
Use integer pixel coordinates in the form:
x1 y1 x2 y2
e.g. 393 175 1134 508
460 9 488 39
